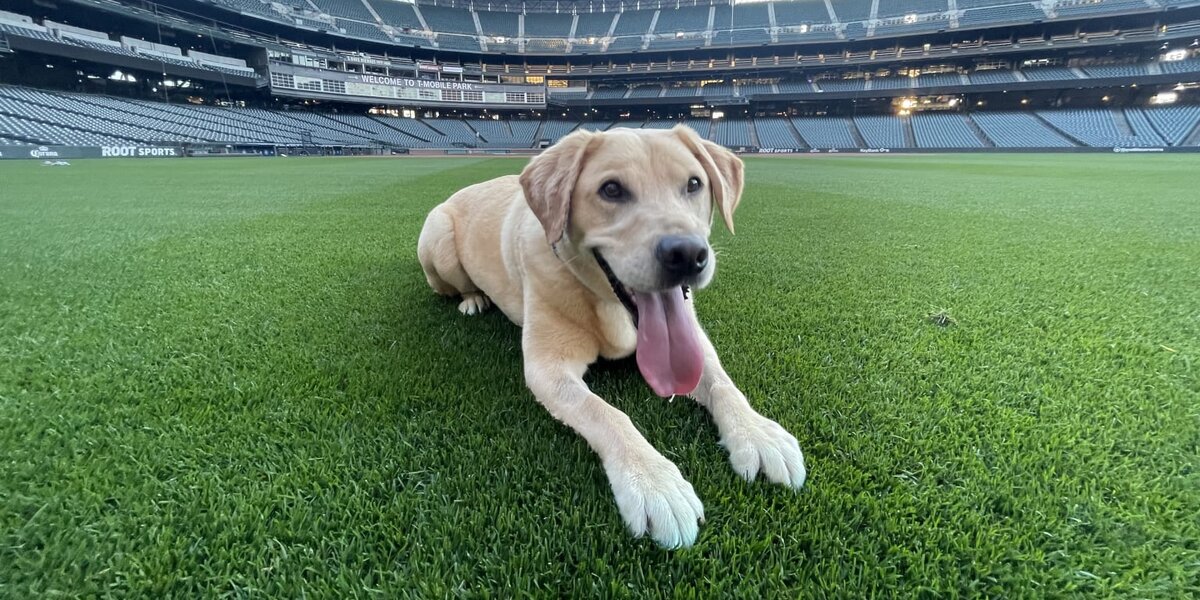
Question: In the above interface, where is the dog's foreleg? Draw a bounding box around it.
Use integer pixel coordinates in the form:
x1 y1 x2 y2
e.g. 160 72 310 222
522 321 704 548
689 328 807 489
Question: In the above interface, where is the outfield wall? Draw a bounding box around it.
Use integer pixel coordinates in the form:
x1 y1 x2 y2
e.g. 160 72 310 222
754 147 1200 154
0 145 187 160
4 145 1199 159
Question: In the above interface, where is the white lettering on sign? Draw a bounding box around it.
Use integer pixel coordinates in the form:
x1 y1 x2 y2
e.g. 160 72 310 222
30 146 60 158
358 75 478 91
101 146 180 157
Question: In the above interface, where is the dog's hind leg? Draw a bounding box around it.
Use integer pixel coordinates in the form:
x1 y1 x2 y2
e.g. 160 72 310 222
418 206 491 315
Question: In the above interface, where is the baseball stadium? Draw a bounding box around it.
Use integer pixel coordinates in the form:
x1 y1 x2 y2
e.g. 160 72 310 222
1 0 1197 595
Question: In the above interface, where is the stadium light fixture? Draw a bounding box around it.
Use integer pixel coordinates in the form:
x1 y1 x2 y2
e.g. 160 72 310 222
1150 92 1178 105
899 98 915 109
1161 49 1188 62
1020 98 1029 105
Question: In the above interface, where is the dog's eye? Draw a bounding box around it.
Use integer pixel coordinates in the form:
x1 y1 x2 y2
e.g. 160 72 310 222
687 177 703 194
599 180 625 201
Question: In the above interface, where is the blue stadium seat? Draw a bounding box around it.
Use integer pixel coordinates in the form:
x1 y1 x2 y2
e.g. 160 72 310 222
773 0 835 25
969 69 1020 84
663 86 700 98
712 118 753 147
523 13 572 37
310 0 373 21
574 12 616 38
628 85 663 98
654 7 711 35
911 113 985 147
591 87 629 100
539 119 579 143
370 0 423 31
1138 105 1200 146
477 10 519 38
612 10 654 36
1082 64 1149 78
814 78 867 92
777 80 816 94
877 0 948 17
854 115 910 148
792 117 857 148
335 19 389 42
828 0 872 21
1021 66 1079 81
436 34 482 51
420 6 477 34
1054 0 1149 18
700 82 735 97
959 3 1044 27
1036 108 1164 147
731 4 771 27
1160 58 1200 75
754 117 804 149
970 112 1074 147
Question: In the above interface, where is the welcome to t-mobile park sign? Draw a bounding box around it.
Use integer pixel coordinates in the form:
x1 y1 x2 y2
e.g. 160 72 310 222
269 63 545 107
357 75 482 91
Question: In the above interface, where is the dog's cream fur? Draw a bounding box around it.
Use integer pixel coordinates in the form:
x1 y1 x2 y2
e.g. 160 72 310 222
418 126 805 548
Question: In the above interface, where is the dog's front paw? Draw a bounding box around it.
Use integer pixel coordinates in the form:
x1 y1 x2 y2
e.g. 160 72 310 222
457 293 491 316
722 414 806 489
606 451 705 549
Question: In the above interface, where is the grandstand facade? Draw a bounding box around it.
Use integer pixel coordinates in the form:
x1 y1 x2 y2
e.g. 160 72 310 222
0 0 1198 156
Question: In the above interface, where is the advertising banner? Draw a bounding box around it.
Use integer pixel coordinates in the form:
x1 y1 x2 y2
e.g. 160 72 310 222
0 145 186 159
268 63 546 108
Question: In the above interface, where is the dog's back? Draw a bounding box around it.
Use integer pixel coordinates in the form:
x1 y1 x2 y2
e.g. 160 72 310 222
417 174 531 321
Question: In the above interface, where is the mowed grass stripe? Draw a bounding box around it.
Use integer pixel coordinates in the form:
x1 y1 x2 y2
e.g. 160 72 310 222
0 155 1196 597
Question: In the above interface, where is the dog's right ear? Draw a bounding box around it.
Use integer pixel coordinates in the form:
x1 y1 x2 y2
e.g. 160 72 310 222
520 128 596 245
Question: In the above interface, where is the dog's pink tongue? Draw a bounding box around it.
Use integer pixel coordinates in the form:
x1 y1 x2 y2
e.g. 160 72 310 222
634 287 704 397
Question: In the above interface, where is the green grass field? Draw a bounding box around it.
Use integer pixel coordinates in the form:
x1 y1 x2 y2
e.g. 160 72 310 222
1 154 1197 597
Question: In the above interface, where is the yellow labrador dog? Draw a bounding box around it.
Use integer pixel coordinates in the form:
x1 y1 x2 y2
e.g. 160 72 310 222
417 125 805 548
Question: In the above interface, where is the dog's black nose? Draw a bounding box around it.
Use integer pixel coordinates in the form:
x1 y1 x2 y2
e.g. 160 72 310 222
655 235 709 278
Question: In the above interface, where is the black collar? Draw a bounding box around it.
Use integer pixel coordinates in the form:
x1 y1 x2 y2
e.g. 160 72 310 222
593 250 639 327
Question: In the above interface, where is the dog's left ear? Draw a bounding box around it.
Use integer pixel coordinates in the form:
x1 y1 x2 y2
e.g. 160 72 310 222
520 128 596 245
674 125 745 234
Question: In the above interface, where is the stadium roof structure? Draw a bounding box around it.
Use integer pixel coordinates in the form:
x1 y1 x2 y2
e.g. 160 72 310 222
406 0 723 12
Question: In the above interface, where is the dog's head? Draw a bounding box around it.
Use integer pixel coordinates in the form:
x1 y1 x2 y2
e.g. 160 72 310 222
519 125 744 397
519 125 744 294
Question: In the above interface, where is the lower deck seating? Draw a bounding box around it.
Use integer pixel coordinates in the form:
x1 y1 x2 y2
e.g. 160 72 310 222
792 117 857 148
754 117 804 148
1037 109 1164 147
1137 106 1200 146
912 113 985 148
971 112 1074 147
1 85 1197 150
854 115 909 148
